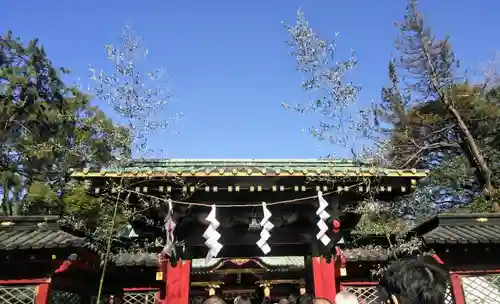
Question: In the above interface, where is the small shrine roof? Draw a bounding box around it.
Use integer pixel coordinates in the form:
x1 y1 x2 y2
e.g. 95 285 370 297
191 256 305 269
260 256 304 267
72 158 428 179
413 213 500 244
341 247 390 262
0 216 87 250
108 213 500 268
110 254 305 268
112 251 158 267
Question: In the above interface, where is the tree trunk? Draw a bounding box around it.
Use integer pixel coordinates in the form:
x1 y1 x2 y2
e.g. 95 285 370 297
1 184 7 215
418 33 499 212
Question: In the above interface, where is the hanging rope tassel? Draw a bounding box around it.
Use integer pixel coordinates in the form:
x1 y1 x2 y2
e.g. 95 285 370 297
316 191 331 246
203 204 222 265
162 199 176 256
257 202 274 254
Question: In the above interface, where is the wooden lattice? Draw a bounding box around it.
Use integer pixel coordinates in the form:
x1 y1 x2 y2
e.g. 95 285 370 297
90 295 109 303
123 292 156 304
0 285 36 304
48 290 82 304
462 274 500 304
445 288 455 304
343 286 379 304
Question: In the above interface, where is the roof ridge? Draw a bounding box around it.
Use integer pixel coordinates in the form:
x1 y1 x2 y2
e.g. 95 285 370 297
0 215 60 230
93 159 371 168
0 215 59 221
437 212 500 219
131 158 357 163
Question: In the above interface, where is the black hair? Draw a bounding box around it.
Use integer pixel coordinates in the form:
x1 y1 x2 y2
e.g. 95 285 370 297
296 294 333 304
312 297 332 304
297 294 314 304
377 256 449 304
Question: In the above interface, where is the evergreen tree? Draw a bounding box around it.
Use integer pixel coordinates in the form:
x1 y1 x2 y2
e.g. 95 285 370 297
0 31 131 220
378 0 500 212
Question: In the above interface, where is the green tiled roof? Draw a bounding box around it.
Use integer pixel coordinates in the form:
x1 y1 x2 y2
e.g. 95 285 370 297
72 158 428 178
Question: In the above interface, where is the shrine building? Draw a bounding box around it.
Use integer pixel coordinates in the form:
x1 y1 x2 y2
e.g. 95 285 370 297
75 159 425 303
8 159 499 303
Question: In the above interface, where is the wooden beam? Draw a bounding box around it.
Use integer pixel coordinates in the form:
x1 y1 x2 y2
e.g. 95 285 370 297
192 271 303 282
187 244 310 259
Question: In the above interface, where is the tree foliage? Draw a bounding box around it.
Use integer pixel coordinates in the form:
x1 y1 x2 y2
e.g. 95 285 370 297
85 20 184 244
87 21 184 299
282 10 411 237
0 31 131 223
483 51 500 90
89 21 182 158
283 2 500 239
282 10 375 156
377 0 500 213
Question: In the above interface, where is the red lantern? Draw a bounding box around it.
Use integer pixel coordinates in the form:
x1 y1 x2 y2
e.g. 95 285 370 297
332 219 341 232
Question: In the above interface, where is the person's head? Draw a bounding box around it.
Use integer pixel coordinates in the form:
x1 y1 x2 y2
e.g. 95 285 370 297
297 294 314 304
378 256 449 304
235 296 251 304
313 298 332 304
334 292 359 304
203 296 227 304
279 298 290 304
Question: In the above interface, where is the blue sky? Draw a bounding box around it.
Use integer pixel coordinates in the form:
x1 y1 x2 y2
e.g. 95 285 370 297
3 0 499 159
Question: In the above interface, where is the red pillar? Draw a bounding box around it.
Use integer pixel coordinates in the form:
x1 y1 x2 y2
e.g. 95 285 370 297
166 260 191 304
450 273 465 304
312 257 337 303
321 257 337 302
433 254 464 304
180 260 191 304
312 257 324 297
156 255 168 304
35 283 50 304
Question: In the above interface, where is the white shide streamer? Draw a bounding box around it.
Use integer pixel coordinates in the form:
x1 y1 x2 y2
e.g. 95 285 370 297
316 191 331 246
203 204 222 265
126 224 138 238
256 202 274 254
